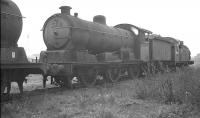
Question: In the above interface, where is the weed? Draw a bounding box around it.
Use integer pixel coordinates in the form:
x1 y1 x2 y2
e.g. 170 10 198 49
135 80 148 99
135 67 200 108
96 110 116 118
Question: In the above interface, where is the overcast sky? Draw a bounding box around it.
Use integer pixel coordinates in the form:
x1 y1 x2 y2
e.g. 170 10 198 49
15 0 200 57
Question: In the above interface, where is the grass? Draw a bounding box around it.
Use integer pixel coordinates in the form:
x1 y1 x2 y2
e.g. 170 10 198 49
1 66 200 118
96 110 116 118
135 66 200 117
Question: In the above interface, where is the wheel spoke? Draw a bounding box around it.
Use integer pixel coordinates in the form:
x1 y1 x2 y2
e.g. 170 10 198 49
128 66 140 79
79 69 98 87
54 76 71 88
108 68 121 82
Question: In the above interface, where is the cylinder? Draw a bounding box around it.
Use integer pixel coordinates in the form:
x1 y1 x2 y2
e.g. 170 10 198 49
1 0 23 48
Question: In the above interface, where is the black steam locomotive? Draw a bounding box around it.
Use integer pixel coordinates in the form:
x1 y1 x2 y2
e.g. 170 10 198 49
1 0 194 95
1 0 44 94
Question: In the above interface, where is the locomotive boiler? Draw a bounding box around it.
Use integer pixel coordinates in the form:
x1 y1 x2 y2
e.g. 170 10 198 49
1 0 28 63
1 0 23 48
42 6 137 54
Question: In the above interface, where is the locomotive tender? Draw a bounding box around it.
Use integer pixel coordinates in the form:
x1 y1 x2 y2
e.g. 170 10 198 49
1 0 194 94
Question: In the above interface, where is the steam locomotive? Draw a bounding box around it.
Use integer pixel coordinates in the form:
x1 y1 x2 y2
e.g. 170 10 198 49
1 0 44 94
1 0 194 95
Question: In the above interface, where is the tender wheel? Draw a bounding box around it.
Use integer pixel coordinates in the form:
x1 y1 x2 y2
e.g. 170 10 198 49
163 64 171 73
157 61 165 73
141 64 151 78
150 63 157 75
1 70 7 95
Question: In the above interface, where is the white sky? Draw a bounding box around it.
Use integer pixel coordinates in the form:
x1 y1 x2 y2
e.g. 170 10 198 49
15 0 200 57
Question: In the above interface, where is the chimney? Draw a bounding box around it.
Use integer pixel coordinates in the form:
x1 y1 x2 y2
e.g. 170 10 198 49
59 6 72 15
93 15 106 25
74 12 78 17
